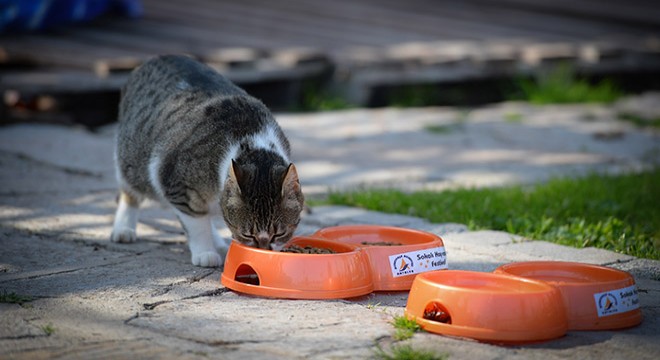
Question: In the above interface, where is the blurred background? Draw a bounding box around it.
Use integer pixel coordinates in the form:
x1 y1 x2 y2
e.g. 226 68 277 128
1 0 660 128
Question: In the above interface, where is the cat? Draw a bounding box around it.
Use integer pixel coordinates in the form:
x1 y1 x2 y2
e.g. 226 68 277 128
110 54 305 267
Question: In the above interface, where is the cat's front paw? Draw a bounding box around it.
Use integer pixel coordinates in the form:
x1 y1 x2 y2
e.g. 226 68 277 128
192 251 223 267
111 228 137 243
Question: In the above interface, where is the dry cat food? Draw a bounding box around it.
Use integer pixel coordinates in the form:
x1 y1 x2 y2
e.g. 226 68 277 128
281 244 337 254
360 241 402 246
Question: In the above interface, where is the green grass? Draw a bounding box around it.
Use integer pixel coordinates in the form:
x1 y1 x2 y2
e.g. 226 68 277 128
374 316 447 359
391 315 423 341
0 291 33 305
41 323 55 336
326 170 660 260
513 64 623 104
298 85 354 112
391 84 440 108
374 344 448 360
424 124 458 134
618 113 660 129
504 112 523 123
366 302 382 310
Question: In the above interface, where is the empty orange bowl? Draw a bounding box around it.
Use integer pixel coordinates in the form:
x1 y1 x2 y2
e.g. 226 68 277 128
220 237 374 299
313 225 447 291
405 270 568 344
494 261 642 330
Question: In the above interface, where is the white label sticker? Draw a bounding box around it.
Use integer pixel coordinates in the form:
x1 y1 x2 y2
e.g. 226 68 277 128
593 285 640 317
388 246 448 278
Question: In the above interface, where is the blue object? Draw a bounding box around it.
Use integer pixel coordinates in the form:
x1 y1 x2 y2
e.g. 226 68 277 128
0 0 143 33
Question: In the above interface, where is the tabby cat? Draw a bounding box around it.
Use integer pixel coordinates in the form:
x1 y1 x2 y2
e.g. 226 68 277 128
111 55 304 267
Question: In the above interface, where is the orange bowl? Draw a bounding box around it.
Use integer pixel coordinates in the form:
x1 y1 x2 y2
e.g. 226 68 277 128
313 225 447 291
220 237 374 299
494 261 642 330
404 270 568 344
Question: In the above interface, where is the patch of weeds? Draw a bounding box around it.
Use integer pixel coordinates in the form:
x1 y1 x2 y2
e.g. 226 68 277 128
391 84 440 107
299 85 354 112
392 315 422 341
512 63 623 104
424 124 457 134
0 291 33 305
424 109 470 134
374 344 447 360
41 323 55 336
504 112 523 123
366 302 382 310
618 113 660 129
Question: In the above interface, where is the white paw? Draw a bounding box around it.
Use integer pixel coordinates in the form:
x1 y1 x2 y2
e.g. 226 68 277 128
111 228 137 243
192 251 223 268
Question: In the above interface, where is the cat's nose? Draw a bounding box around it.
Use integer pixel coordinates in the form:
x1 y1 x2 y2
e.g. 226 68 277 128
256 232 272 250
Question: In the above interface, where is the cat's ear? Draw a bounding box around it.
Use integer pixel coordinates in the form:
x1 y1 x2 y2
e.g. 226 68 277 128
281 163 302 199
229 160 242 194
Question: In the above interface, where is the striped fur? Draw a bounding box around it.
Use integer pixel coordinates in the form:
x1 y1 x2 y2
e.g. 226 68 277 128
112 55 304 266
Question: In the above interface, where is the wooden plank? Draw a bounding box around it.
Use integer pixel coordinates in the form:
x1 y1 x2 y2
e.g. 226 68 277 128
1 70 127 94
54 20 191 55
101 18 273 51
208 0 434 45
274 0 566 42
370 0 623 41
142 1 348 49
467 0 660 27
0 35 140 69
266 0 524 40
145 0 407 47
452 0 654 37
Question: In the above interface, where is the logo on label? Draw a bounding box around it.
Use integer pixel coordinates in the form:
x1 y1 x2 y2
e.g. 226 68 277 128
392 255 415 276
593 285 639 317
597 293 618 315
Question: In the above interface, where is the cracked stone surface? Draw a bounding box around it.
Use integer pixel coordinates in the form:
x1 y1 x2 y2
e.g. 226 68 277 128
1 101 659 359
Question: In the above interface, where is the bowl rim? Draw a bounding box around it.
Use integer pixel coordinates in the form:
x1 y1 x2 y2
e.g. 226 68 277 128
415 269 559 294
494 261 634 287
313 224 443 246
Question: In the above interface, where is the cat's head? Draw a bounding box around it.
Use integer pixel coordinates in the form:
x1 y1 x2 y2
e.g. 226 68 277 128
221 157 304 250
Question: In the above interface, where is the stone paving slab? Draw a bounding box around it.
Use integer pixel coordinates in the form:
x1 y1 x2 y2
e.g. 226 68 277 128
1 100 659 359
274 100 659 195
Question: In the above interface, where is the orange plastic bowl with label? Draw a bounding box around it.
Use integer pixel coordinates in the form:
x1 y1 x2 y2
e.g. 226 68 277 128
313 225 447 291
220 237 374 299
494 261 642 330
405 270 568 344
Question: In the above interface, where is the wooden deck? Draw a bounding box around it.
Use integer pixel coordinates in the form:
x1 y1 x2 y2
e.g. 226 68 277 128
2 0 659 69
1 0 659 125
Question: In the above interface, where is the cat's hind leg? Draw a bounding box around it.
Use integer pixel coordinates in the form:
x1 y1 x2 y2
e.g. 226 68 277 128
176 210 225 267
111 190 141 243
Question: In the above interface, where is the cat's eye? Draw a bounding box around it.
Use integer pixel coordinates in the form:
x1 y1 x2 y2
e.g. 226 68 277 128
273 232 286 239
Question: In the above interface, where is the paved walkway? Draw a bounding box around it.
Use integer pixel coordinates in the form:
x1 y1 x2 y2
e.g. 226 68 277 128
1 96 659 359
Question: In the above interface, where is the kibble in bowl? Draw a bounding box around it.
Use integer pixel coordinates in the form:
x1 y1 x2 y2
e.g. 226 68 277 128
281 244 337 254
